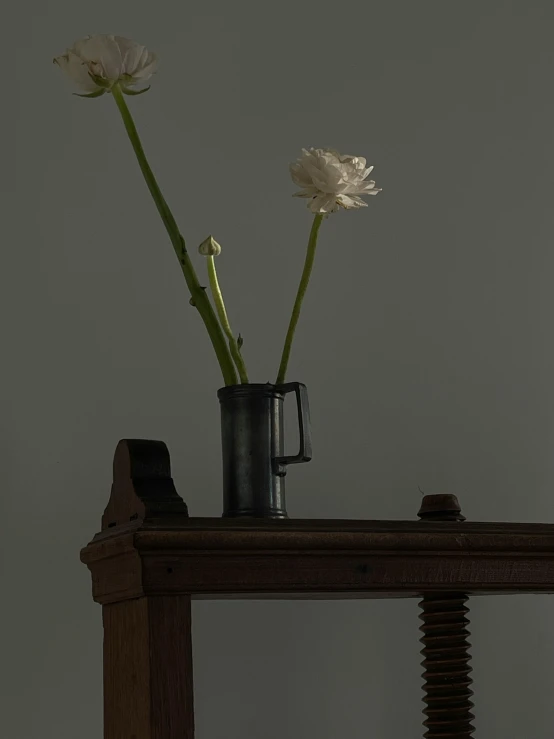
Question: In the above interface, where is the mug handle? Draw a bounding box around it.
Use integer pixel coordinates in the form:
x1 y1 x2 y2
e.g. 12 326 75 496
273 382 313 476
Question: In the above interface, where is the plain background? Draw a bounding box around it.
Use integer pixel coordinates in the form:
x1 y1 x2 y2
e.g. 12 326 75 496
4 0 554 736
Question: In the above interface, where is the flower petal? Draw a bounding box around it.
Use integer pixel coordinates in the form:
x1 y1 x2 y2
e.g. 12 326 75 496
309 193 339 213
290 163 313 188
117 39 157 81
71 36 92 58
99 36 125 80
114 36 145 72
54 51 100 92
337 194 368 209
71 35 123 81
359 180 381 193
131 52 158 80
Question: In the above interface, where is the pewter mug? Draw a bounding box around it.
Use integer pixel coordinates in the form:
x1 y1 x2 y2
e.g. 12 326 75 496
218 382 312 518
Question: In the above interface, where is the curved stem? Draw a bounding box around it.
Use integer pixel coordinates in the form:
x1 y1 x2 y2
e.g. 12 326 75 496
111 85 238 386
207 256 249 383
276 214 324 384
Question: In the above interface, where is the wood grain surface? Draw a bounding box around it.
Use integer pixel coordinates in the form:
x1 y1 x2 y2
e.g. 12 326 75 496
103 596 194 739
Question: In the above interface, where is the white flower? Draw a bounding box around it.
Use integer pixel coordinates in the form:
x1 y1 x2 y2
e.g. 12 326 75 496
199 236 222 256
54 35 157 97
290 148 381 214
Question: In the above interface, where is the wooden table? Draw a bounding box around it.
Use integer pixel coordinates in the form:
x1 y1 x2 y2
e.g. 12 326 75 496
81 440 554 738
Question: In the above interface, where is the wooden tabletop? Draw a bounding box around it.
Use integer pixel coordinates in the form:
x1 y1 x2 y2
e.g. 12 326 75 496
80 440 554 604
81 515 554 603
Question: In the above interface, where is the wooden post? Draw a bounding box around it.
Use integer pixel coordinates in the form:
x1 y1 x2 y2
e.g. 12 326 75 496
103 596 194 739
92 439 193 739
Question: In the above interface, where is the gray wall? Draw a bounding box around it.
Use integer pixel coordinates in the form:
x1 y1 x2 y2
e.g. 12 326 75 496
5 1 554 736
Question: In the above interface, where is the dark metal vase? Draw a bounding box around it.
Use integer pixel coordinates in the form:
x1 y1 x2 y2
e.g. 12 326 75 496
218 383 312 518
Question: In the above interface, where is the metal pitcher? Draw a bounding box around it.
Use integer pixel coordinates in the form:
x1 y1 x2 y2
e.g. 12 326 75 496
217 382 312 518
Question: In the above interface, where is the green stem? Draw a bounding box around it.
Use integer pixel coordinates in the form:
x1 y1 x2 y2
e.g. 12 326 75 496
207 256 249 383
110 84 238 386
276 214 324 384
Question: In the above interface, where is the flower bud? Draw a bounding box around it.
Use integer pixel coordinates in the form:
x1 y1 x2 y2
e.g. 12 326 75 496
198 236 221 256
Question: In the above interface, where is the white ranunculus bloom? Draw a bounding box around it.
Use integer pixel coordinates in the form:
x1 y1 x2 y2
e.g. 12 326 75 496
290 148 381 214
54 35 157 97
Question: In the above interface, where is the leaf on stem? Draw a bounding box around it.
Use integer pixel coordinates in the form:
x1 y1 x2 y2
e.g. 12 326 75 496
122 85 151 96
73 89 107 98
